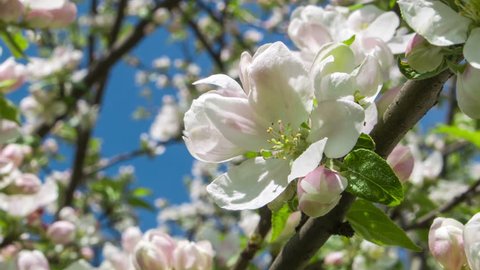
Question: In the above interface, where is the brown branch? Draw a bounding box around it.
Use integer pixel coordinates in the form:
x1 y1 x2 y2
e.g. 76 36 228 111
405 177 480 230
269 70 453 270
232 206 272 270
108 0 128 47
179 8 225 71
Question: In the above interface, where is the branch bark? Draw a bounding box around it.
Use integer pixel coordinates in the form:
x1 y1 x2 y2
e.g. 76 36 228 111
269 70 453 270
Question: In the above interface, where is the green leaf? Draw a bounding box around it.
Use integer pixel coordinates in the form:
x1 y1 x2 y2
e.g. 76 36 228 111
0 95 19 123
127 197 154 211
434 124 480 148
397 58 446 80
0 30 29 59
132 187 152 197
342 35 356 46
352 133 376 151
347 199 421 251
270 203 292 242
342 149 403 206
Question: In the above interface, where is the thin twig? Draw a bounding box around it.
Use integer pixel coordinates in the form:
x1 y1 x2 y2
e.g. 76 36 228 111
232 206 272 270
405 177 480 230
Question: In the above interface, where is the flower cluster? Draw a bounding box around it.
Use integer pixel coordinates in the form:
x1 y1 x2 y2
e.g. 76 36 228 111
0 0 77 28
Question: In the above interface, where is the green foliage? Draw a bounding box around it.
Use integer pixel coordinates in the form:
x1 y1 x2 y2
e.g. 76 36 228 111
352 133 376 151
342 149 403 206
434 124 480 148
0 94 20 123
346 199 421 251
270 203 292 242
0 29 28 58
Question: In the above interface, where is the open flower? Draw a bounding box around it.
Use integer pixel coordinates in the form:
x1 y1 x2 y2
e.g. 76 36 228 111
398 0 480 118
184 42 367 210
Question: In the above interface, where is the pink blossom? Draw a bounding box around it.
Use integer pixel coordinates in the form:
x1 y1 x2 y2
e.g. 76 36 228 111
387 144 414 182
429 217 466 270
0 58 25 94
22 0 77 28
17 250 49 270
47 220 76 245
297 166 347 218
173 240 214 270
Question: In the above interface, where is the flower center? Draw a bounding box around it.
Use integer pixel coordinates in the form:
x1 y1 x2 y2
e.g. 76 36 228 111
456 0 480 23
263 120 309 160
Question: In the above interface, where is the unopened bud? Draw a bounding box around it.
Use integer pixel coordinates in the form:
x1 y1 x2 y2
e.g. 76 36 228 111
387 145 414 182
405 34 443 73
464 213 480 270
297 166 347 218
47 220 76 245
133 229 176 270
429 217 466 270
17 250 49 270
173 240 214 270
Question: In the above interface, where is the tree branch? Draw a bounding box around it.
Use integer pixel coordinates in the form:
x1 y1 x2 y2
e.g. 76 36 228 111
405 177 480 230
232 206 272 270
269 70 453 270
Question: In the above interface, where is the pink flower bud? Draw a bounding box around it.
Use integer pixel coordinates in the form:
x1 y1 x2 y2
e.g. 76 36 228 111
47 220 76 245
173 240 214 270
297 166 347 218
122 226 142 253
80 247 94 260
24 1 77 28
0 144 32 167
456 64 480 119
405 34 443 73
133 229 176 270
387 145 414 182
324 251 344 266
464 213 480 270
429 217 466 270
9 173 41 194
17 250 49 270
0 58 25 93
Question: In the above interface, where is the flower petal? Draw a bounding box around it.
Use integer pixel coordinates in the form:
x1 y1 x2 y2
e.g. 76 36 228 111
464 213 480 270
288 138 327 182
183 95 245 163
311 43 356 78
308 100 365 158
193 74 244 94
206 158 290 210
354 55 383 99
456 64 480 119
398 0 471 46
364 11 400 42
202 94 269 151
248 42 313 128
464 28 480 69
316 72 356 102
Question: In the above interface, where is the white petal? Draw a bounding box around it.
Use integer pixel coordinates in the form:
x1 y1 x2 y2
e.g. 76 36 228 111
206 158 290 210
388 32 415 54
183 95 244 163
316 72 356 102
354 55 383 98
202 94 269 151
288 138 327 182
456 64 480 119
248 42 313 128
398 0 471 46
465 213 480 270
308 100 365 158
464 28 480 69
193 74 243 93
21 0 66 9
362 103 378 134
0 180 58 217
238 52 252 95
364 11 400 42
311 43 356 78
